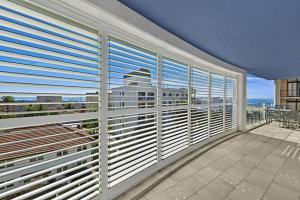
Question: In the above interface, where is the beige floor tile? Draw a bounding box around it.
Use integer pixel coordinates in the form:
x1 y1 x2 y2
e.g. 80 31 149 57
221 163 253 185
169 164 198 182
196 167 222 185
173 175 205 198
144 178 176 199
196 187 224 200
188 155 214 170
210 157 236 172
202 178 235 199
245 168 275 190
148 191 178 200
274 168 300 193
225 151 245 162
227 181 265 200
262 183 300 200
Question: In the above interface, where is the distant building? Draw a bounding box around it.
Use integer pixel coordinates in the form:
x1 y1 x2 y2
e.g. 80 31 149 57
108 68 196 138
37 96 63 110
37 96 62 103
274 78 300 110
109 68 194 110
86 92 99 109
0 124 94 198
110 68 156 109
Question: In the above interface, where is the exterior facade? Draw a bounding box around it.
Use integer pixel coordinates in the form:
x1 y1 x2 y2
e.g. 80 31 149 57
37 96 63 103
37 96 63 110
109 68 194 110
274 78 300 110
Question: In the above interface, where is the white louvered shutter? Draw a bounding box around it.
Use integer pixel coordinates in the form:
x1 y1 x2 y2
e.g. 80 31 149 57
161 57 189 159
210 73 225 136
191 67 209 144
0 1 101 199
107 36 158 187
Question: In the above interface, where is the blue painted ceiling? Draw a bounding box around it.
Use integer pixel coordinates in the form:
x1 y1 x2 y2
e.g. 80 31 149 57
118 0 300 80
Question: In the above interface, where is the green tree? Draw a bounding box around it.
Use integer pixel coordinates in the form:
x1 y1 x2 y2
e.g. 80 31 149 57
0 96 16 119
26 104 45 116
63 103 74 110
1 96 15 102
82 119 99 135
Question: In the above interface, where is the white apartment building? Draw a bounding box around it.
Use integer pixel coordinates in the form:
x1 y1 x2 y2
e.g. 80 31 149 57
109 68 195 110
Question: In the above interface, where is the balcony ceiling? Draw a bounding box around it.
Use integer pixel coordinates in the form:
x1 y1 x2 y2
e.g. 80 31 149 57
118 0 300 80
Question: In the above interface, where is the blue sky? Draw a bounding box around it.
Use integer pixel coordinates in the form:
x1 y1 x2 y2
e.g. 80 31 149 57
247 74 274 99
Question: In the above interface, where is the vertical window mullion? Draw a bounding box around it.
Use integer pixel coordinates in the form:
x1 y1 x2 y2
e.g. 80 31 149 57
100 31 109 200
208 72 212 138
157 53 162 162
223 76 227 133
187 64 192 147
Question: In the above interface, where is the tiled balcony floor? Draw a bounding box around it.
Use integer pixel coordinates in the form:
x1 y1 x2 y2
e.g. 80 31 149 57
137 128 300 200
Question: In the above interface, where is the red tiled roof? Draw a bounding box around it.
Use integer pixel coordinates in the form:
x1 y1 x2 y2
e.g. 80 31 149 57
0 124 95 162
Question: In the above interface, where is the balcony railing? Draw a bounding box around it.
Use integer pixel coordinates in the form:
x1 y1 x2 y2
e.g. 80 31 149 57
246 104 266 128
280 90 300 97
0 1 242 200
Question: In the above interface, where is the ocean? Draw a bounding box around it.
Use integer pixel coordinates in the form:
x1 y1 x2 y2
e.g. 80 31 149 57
247 98 274 106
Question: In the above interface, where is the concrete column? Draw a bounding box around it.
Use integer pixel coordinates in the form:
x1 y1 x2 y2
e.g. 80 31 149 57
274 79 281 106
237 72 247 131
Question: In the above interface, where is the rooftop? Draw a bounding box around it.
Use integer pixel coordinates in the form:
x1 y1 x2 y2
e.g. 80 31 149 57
124 68 151 79
0 124 93 162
